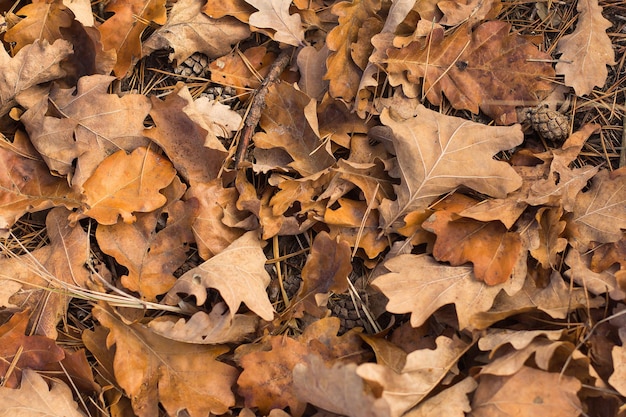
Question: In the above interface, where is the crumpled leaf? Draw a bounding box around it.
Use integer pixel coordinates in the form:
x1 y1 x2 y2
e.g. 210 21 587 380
70 147 177 225
98 0 167 77
93 304 238 417
555 0 616 95
246 0 305 46
386 21 555 123
292 355 391 417
143 0 251 65
378 105 523 232
164 231 274 321
0 369 86 417
470 366 582 417
0 39 72 117
357 335 470 417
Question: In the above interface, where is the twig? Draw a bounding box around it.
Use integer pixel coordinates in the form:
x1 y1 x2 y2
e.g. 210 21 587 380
234 47 294 167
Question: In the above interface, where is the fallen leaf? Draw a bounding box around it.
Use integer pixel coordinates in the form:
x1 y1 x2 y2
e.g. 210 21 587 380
378 105 523 232
469 366 582 417
555 0 616 95
63 0 94 26
357 335 470 417
246 0 305 46
528 206 568 270
0 39 72 117
93 304 238 417
209 46 276 97
0 369 86 417
564 249 625 301
203 0 256 22
296 45 330 99
142 0 251 65
609 330 626 396
403 377 477 417
164 231 275 321
292 355 391 417
438 0 501 27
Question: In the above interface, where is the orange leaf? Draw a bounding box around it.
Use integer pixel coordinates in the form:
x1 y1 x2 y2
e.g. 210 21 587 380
209 46 275 97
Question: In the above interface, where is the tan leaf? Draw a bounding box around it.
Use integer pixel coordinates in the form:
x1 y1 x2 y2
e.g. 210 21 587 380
296 45 330 99
63 0 94 26
469 366 582 417
609 331 626 396
564 249 625 301
70 147 177 225
378 106 522 232
164 231 274 321
143 0 251 64
246 0 305 46
385 21 555 123
0 369 86 417
402 377 477 417
209 46 276 97
292 355 391 417
93 304 238 417
357 335 470 417
437 0 501 27
203 0 255 22
555 0 616 95
528 206 568 270
0 39 72 116
148 302 258 344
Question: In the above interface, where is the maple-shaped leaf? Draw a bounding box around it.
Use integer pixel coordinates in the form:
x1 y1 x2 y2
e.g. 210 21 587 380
0 146 80 233
69 147 177 225
245 0 305 46
357 335 470 417
292 355 391 417
0 369 86 417
470 366 581 417
0 39 72 116
4 0 74 53
0 208 90 338
92 304 238 417
385 21 555 123
98 0 167 77
142 0 251 65
144 83 228 185
237 317 365 416
148 303 258 344
372 253 524 329
378 106 523 232
20 74 151 189
0 310 65 388
164 231 274 321
96 179 196 301
253 82 335 176
555 0 615 95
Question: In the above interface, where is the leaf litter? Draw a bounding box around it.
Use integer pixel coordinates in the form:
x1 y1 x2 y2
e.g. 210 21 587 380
0 0 625 416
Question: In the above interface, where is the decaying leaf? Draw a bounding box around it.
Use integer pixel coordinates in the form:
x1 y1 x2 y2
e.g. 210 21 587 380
402 377 477 417
246 0 305 46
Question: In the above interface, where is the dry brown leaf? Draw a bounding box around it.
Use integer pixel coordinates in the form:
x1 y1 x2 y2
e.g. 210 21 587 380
357 335 470 417
0 39 72 117
4 0 74 53
564 249 625 301
385 21 555 123
292 355 391 417
555 0 615 95
70 147 176 225
63 0 93 26
203 0 255 22
402 377 477 417
297 45 330 100
93 304 238 417
609 330 626 396
469 366 582 417
20 74 152 188
437 0 501 27
164 231 274 321
246 0 305 46
378 105 523 232
143 0 251 65
98 0 167 77
0 369 86 417
209 46 276 97
528 206 568 270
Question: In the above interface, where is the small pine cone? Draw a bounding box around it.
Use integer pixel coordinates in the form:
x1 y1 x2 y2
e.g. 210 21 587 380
526 106 570 142
174 53 209 78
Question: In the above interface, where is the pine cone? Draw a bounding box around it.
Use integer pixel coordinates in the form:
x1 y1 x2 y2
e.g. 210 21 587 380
524 106 570 142
174 53 209 78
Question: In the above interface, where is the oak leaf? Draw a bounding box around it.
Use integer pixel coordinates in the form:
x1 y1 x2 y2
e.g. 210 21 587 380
19 74 152 188
372 253 524 329
142 0 251 65
246 0 305 46
385 21 555 123
402 377 477 417
609 330 626 396
98 0 167 77
210 46 276 97
378 106 523 232
555 0 615 95
93 304 238 417
528 207 568 270
469 366 582 417
438 0 501 27
296 45 330 100
203 0 256 22
357 335 470 417
0 39 72 117
0 369 86 417
164 231 275 321
4 0 74 53
564 249 625 301
70 147 176 225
